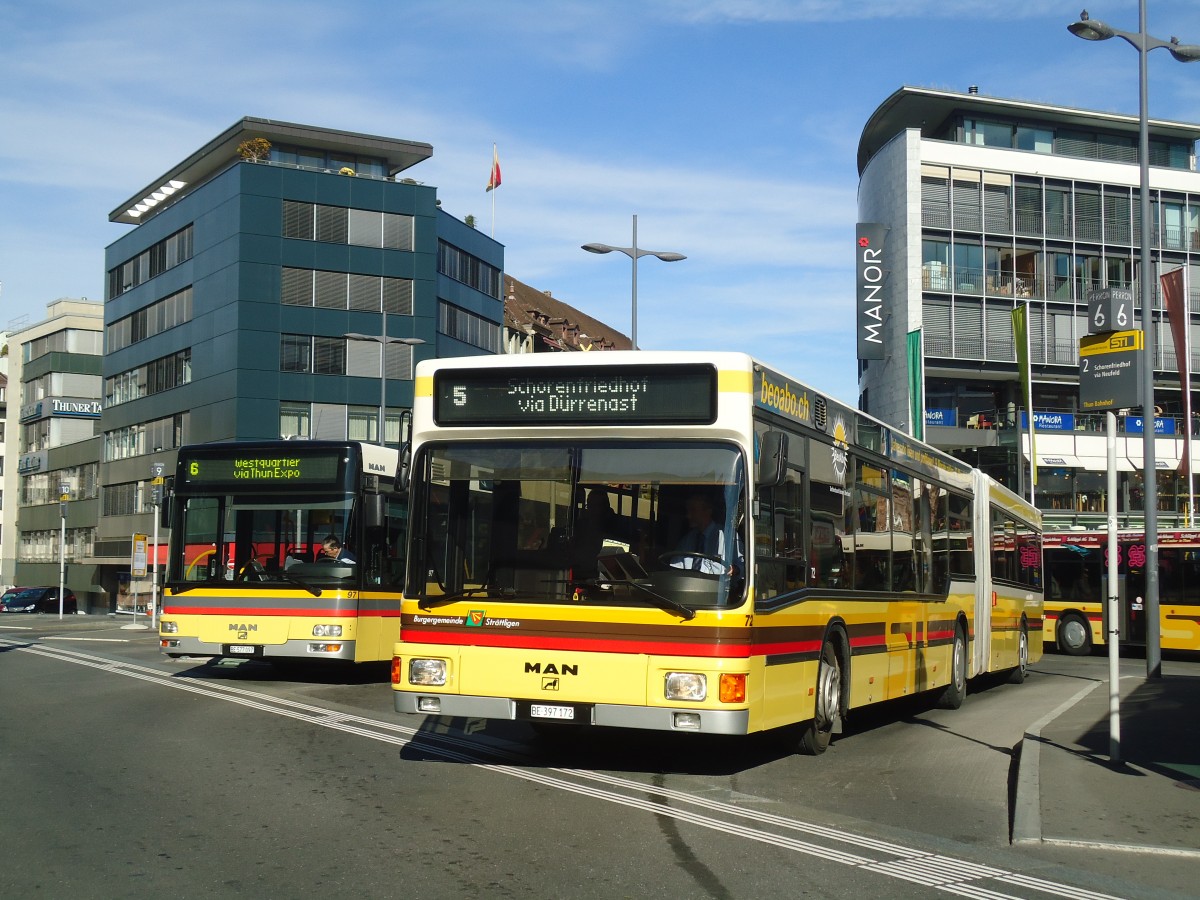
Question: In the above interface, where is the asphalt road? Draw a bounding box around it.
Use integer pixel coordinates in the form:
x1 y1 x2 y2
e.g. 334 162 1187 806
1 617 1195 899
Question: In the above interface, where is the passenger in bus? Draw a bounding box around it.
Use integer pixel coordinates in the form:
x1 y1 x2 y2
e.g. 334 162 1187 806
319 535 356 564
570 489 622 576
520 509 548 550
669 493 740 576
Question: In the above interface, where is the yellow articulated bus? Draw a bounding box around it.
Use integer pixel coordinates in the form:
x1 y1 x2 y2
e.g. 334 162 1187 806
1043 530 1200 655
391 352 1042 753
160 440 408 665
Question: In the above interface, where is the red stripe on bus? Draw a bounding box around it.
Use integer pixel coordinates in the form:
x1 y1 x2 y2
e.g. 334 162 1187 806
402 629 845 660
401 628 770 658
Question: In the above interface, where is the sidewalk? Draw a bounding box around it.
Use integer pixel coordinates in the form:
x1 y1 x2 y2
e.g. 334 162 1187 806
1014 667 1200 856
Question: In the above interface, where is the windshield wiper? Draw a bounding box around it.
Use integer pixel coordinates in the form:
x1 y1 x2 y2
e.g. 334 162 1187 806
277 571 322 597
589 577 696 621
418 587 506 611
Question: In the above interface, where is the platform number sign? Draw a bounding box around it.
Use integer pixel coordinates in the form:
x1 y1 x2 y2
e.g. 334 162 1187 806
1087 287 1133 335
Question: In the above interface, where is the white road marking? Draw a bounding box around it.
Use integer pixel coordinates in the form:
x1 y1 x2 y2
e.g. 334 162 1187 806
1 637 1126 900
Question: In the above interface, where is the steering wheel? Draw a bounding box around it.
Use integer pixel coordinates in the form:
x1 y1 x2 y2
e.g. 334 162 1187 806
659 551 727 571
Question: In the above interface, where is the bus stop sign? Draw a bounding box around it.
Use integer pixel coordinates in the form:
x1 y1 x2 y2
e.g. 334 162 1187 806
1079 329 1143 411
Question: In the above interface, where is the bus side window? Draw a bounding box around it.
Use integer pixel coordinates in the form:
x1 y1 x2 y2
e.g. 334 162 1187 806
754 475 806 599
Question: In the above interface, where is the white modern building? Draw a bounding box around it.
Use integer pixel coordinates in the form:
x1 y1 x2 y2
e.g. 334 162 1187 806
2 299 104 606
857 86 1200 527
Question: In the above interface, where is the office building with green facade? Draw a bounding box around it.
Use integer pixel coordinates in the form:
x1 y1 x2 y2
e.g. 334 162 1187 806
86 117 503 607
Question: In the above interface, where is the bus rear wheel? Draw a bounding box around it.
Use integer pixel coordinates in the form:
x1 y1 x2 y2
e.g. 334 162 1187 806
798 642 841 756
1007 624 1029 684
937 625 967 709
1057 613 1092 656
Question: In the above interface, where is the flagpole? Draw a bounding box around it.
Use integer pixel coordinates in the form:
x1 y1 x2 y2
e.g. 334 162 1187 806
487 142 500 239
1025 299 1036 506
1185 267 1193 527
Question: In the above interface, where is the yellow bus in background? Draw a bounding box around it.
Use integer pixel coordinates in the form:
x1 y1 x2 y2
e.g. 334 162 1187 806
392 352 1042 753
1043 530 1200 654
160 440 407 666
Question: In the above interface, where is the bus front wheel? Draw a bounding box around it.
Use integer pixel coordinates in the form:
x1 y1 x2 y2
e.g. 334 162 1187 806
798 642 841 756
1057 613 1093 656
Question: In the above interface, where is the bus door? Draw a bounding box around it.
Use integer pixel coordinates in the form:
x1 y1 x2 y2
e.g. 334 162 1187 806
1123 544 1147 644
1099 570 1129 642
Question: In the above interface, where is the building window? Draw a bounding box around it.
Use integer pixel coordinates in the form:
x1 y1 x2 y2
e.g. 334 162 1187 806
313 337 345 375
107 225 193 300
280 402 311 439
279 335 348 376
438 240 502 299
282 200 414 251
438 302 501 353
19 527 95 562
1016 125 1053 154
23 328 103 363
269 145 386 178
280 335 312 372
280 267 413 314
105 349 192 407
347 406 404 445
107 287 193 352
20 464 98 506
102 481 148 517
104 413 188 461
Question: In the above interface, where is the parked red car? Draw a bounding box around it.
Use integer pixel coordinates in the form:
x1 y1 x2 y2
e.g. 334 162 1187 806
0 586 78 614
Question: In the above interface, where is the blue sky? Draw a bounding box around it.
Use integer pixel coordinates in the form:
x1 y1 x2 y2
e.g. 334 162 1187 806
5 1 1200 405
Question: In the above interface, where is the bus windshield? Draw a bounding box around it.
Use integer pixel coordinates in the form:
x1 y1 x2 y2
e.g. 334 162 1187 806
408 440 747 611
170 493 360 589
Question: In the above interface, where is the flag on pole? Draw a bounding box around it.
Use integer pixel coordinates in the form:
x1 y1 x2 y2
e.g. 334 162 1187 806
486 145 502 192
1161 268 1192 518
1013 303 1037 490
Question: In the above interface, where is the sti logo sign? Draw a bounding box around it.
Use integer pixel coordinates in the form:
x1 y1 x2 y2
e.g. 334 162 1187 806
856 223 888 360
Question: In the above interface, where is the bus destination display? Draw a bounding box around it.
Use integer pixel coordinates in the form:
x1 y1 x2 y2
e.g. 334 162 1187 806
434 364 716 426
181 452 343 487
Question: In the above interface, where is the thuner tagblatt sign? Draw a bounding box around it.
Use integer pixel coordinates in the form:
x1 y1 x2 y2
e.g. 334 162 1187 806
1079 329 1143 411
856 223 888 360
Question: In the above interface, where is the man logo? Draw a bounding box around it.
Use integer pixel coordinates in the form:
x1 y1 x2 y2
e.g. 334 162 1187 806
542 677 560 691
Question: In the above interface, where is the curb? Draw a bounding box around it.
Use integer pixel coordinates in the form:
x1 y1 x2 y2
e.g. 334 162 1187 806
1011 679 1104 845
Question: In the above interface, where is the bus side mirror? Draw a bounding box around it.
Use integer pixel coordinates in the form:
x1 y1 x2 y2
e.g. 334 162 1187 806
758 432 787 488
396 443 412 493
364 493 386 530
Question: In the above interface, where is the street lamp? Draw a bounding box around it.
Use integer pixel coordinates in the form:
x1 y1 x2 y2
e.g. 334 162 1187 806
582 214 685 350
58 482 70 621
344 310 425 446
1069 5 1200 680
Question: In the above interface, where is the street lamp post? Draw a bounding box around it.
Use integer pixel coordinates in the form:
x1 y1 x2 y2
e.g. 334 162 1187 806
150 461 165 630
58 482 69 621
1070 5 1200 679
345 310 425 446
582 214 686 350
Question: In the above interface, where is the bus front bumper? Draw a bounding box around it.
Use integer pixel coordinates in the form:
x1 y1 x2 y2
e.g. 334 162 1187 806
393 692 750 735
160 635 357 662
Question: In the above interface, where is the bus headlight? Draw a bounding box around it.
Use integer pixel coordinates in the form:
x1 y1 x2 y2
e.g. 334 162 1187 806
409 658 447 686
160 621 179 634
312 624 343 637
665 672 707 702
